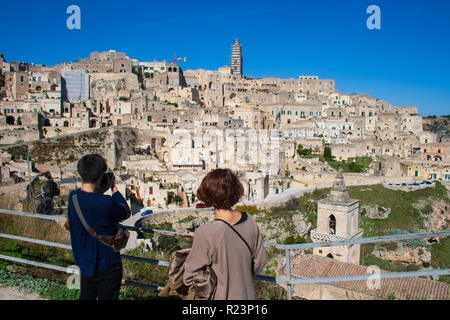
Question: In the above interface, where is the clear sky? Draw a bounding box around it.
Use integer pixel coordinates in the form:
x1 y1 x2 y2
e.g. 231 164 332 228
1 0 449 116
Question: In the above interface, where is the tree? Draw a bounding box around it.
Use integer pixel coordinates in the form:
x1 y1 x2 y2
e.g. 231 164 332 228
173 195 182 205
323 146 333 161
296 144 312 157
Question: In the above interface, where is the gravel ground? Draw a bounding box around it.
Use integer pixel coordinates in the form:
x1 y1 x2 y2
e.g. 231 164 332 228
0 286 45 300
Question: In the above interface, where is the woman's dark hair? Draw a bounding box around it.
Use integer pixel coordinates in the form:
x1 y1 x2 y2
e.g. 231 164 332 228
197 169 244 210
77 154 107 183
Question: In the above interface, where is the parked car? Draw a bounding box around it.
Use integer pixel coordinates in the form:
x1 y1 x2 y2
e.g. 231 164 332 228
141 210 153 217
196 203 207 209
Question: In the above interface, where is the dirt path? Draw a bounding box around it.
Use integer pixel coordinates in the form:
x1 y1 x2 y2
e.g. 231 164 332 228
0 286 45 300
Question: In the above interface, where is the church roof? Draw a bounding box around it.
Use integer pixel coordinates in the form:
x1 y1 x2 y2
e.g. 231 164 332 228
283 254 450 300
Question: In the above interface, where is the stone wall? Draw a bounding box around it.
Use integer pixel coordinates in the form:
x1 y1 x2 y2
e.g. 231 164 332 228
292 171 417 187
0 127 40 144
135 207 214 228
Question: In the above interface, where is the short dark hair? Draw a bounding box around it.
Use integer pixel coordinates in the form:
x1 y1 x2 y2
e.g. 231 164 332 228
77 154 107 183
197 169 244 210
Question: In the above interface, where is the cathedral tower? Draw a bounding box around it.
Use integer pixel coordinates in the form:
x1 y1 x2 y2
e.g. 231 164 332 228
230 37 243 76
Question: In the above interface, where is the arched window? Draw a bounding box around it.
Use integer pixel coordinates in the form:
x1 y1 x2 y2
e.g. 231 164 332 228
329 214 336 235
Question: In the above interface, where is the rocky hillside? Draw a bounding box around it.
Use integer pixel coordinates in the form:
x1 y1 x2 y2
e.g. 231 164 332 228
2 127 140 173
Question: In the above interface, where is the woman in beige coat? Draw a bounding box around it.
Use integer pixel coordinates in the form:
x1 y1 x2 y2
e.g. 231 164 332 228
183 169 266 300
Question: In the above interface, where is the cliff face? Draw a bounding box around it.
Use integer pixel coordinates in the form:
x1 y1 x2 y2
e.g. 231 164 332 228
3 127 140 168
0 182 28 211
373 243 432 265
414 198 450 232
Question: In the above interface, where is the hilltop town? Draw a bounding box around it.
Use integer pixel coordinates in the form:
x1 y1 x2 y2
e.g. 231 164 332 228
0 38 449 300
0 38 449 214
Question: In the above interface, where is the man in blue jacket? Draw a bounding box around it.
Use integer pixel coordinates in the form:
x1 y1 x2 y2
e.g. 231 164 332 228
68 154 131 300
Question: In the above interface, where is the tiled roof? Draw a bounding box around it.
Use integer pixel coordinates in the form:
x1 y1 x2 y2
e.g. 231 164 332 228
283 254 449 300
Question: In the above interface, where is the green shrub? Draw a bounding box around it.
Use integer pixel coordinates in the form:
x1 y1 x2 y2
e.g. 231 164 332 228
406 264 420 271
178 215 196 224
282 235 307 245
422 204 433 215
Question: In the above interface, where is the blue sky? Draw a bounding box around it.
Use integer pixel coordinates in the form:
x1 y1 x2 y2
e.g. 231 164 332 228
1 0 449 116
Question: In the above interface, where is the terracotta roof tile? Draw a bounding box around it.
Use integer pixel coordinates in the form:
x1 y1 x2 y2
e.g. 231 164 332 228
283 254 449 300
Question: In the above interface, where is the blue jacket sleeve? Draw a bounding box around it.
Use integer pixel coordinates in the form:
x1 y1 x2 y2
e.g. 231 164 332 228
110 191 131 223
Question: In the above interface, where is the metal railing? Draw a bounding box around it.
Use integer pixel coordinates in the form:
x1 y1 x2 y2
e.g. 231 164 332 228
0 208 449 300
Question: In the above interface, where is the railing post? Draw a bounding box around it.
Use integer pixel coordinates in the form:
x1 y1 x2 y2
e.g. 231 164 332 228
285 249 292 300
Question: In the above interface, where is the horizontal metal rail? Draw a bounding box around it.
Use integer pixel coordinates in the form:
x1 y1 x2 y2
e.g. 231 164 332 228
276 269 450 285
121 254 169 267
122 279 164 291
0 209 65 222
0 254 75 274
0 233 72 250
274 230 450 250
3 209 446 249
123 225 194 238
0 209 193 238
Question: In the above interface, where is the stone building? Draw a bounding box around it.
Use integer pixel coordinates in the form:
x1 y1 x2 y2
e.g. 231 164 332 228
4 71 28 100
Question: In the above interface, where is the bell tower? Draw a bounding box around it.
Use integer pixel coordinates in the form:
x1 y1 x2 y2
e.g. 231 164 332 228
230 37 243 76
310 172 363 265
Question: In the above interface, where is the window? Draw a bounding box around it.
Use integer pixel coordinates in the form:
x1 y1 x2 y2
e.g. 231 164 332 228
329 215 336 235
